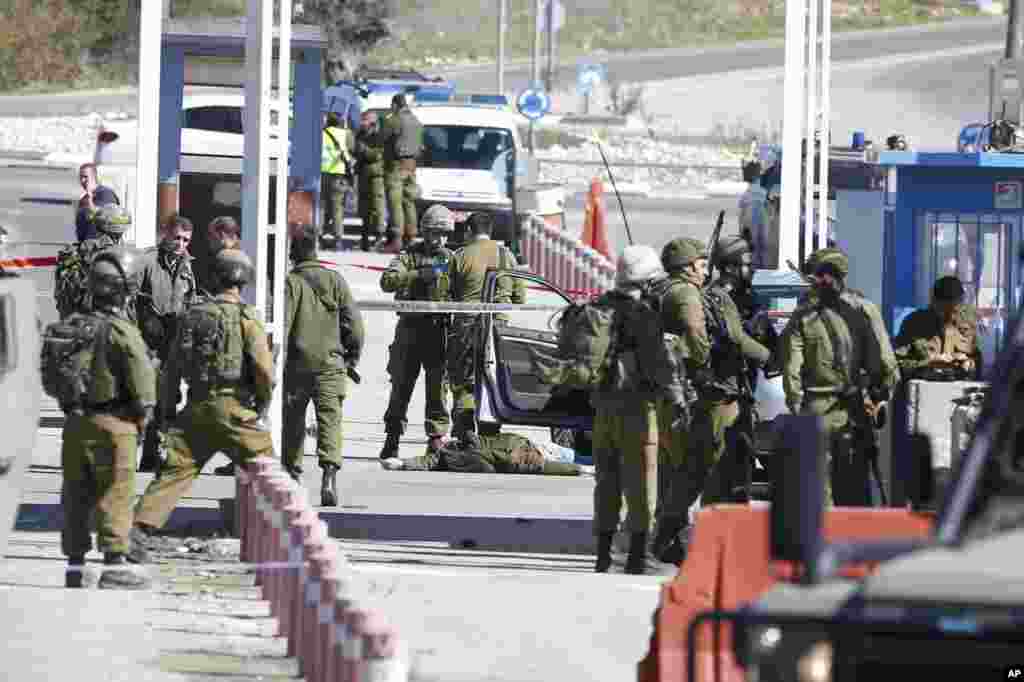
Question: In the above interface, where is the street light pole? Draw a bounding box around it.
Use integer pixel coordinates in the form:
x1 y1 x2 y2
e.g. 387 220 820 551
497 0 506 94
1007 0 1021 59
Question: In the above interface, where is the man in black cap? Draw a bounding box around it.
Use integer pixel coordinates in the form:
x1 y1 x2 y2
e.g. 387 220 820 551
894 275 983 382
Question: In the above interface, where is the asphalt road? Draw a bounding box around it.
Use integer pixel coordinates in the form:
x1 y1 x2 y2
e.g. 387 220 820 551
0 16 1003 120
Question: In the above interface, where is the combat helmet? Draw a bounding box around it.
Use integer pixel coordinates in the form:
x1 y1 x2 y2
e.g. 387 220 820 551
93 205 133 237
90 246 144 301
420 204 455 234
616 244 666 287
211 248 255 289
660 237 706 272
813 247 849 278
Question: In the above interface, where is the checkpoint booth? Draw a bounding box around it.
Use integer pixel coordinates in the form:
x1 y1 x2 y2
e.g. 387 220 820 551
158 17 326 291
878 150 1022 505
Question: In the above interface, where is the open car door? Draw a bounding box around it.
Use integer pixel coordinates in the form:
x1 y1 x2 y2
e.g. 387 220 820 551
476 269 594 431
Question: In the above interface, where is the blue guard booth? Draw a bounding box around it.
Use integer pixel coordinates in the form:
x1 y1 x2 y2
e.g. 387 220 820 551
878 150 1024 505
158 17 327 290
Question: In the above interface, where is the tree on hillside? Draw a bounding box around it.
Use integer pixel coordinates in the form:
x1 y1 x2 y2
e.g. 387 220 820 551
296 0 396 83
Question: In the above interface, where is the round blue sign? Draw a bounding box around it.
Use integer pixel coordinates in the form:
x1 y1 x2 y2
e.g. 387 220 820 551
517 88 550 121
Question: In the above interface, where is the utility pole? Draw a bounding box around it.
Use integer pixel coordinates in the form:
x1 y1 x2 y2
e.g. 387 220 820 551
544 0 554 92
497 0 506 94
530 0 542 152
1007 0 1021 59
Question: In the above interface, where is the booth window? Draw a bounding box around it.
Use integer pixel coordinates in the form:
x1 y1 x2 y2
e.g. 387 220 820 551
916 211 1018 363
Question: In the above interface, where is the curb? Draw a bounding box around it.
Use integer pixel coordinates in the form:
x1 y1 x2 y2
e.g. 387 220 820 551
15 501 597 555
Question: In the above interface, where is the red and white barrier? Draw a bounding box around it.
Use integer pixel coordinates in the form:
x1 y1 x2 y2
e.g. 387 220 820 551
235 459 407 682
520 213 616 299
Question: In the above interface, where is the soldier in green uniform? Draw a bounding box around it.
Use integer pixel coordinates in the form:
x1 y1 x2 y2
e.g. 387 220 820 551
591 245 690 575
376 94 423 252
780 248 900 506
130 249 277 560
136 214 197 473
447 211 526 442
650 238 711 559
688 237 771 507
893 275 983 381
55 205 133 320
354 111 387 252
55 247 155 589
281 223 365 506
379 204 455 459
381 432 584 475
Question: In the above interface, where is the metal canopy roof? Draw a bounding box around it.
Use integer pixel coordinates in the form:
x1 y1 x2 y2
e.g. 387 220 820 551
162 17 326 55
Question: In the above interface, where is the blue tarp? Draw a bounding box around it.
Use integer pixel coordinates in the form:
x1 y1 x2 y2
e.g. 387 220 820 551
322 83 362 129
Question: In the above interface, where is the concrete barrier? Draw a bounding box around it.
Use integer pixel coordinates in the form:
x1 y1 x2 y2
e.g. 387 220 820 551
236 457 408 682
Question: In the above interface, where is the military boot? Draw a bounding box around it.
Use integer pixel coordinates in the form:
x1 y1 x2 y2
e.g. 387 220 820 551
284 464 303 484
379 432 400 460
99 553 151 590
451 409 477 443
594 533 614 573
127 525 154 564
320 462 340 507
626 533 650 575
65 556 86 588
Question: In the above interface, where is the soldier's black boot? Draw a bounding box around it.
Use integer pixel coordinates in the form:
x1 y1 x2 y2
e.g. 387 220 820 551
626 533 649 575
594 533 614 573
379 432 400 460
65 556 86 588
320 462 340 507
452 410 479 447
99 553 151 590
283 463 303 484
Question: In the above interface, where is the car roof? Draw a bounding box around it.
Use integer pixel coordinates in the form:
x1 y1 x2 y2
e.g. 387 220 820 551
751 268 810 297
412 105 523 131
182 92 244 109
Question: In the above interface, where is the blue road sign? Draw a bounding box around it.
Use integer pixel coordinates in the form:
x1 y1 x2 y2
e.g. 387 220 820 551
576 63 606 95
517 88 551 121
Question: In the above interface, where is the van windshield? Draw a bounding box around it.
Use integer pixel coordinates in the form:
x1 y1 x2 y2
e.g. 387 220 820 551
420 125 514 174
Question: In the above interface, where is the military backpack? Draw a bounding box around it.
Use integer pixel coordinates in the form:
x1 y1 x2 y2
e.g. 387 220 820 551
178 302 246 387
529 296 623 391
40 313 111 414
53 238 114 319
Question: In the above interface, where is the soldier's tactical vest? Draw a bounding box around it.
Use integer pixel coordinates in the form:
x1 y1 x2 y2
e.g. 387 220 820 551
398 245 451 303
40 312 119 414
178 301 249 391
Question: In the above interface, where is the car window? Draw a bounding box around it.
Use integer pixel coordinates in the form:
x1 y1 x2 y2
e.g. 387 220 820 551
421 125 513 173
183 105 243 134
493 273 569 333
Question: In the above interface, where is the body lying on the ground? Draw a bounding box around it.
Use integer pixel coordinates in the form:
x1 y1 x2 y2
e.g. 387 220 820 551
382 432 590 476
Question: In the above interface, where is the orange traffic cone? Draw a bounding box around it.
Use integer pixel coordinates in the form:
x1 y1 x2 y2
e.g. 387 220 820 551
580 177 613 261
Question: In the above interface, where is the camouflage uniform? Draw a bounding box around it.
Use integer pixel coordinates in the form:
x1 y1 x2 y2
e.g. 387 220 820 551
590 245 691 575
354 116 387 248
650 238 711 531
688 276 770 506
60 313 156 564
378 103 423 243
136 244 197 472
282 255 365 480
53 247 155 588
398 433 581 475
54 206 130 320
447 233 526 438
133 251 277 532
380 239 453 440
780 249 900 507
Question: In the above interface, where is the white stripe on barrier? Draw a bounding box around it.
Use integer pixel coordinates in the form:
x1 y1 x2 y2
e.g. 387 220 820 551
355 300 567 313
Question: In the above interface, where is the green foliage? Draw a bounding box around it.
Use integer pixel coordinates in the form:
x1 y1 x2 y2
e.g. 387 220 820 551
0 0 85 91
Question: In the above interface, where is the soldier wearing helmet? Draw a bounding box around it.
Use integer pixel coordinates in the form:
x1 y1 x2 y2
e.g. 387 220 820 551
55 245 155 589
590 244 689 576
83 205 131 251
130 248 278 560
446 211 526 443
649 237 711 564
378 204 456 459
279 223 365 506
682 235 771 521
780 247 900 507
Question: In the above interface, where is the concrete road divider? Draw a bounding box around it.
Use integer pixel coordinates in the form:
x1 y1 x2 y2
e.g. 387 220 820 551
235 457 409 682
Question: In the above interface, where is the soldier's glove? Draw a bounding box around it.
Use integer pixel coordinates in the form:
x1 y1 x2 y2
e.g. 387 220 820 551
670 402 691 432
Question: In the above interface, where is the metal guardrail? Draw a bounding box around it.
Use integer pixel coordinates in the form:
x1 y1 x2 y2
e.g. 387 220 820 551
534 157 742 174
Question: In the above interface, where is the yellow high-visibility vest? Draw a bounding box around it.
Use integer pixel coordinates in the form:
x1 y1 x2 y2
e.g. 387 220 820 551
321 127 353 175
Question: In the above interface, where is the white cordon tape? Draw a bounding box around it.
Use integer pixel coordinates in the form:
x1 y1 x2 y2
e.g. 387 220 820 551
355 300 566 314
